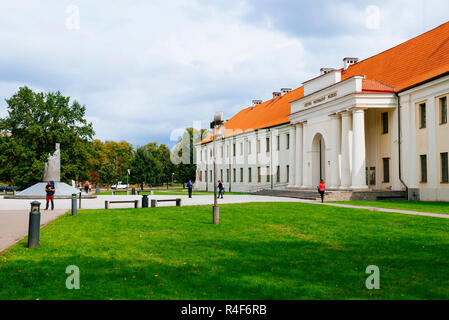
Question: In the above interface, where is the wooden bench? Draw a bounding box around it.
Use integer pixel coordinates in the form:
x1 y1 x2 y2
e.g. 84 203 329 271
150 198 181 208
105 200 139 209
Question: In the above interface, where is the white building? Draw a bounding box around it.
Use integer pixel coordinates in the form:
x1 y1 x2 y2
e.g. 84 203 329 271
195 22 449 201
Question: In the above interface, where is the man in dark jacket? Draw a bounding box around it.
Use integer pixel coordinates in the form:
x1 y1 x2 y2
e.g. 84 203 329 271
186 180 193 198
45 181 55 210
218 180 224 199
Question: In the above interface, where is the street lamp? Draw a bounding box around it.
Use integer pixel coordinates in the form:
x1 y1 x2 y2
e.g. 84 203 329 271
127 169 131 195
172 172 175 185
210 111 224 225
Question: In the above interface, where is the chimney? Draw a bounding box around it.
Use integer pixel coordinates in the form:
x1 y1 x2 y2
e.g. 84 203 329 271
320 68 334 75
273 92 282 98
343 57 359 70
252 99 262 106
280 88 292 95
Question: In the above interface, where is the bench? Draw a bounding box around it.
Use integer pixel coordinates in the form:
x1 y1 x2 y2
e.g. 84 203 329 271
105 200 139 209
150 198 181 208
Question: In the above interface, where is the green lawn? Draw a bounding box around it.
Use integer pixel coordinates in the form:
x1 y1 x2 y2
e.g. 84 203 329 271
1 202 448 300
97 190 249 196
329 200 449 215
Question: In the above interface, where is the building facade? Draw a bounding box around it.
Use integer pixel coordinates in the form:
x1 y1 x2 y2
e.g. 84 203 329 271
195 22 449 201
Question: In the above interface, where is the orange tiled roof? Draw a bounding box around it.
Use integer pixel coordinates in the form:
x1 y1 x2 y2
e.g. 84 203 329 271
342 21 449 91
200 21 449 145
200 87 304 144
360 79 396 93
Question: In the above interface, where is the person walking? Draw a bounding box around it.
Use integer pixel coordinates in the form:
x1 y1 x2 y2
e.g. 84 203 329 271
186 180 193 198
218 180 224 199
84 181 89 194
318 179 326 203
45 181 55 210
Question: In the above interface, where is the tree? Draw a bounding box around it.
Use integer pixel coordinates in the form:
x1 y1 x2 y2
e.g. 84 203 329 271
99 161 118 190
172 127 208 185
0 86 94 188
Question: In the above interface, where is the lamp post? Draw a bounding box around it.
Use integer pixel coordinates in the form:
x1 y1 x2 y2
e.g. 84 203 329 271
172 172 175 185
211 111 224 225
127 169 130 195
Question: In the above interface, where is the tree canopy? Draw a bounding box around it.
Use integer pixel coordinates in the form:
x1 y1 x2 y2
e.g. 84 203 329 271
0 86 94 188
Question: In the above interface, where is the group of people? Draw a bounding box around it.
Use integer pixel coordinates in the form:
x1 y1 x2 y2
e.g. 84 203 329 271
185 180 226 199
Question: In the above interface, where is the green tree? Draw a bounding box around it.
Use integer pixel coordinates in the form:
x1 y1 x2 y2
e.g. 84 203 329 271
172 127 208 185
98 161 118 190
0 86 94 188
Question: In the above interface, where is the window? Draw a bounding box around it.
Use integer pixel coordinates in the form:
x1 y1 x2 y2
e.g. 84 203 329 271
381 112 389 134
382 158 390 183
441 152 448 183
240 168 243 182
257 167 261 183
240 142 243 155
419 103 426 129
220 146 224 158
276 166 280 183
276 135 280 151
248 141 252 155
256 139 261 154
286 134 290 150
210 170 212 182
220 169 223 182
226 169 229 182
248 168 252 183
266 166 270 183
440 96 447 125
286 165 290 183
233 168 236 183
233 143 236 156
266 137 270 153
420 154 427 183
200 151 202 161
205 171 207 183
199 171 202 182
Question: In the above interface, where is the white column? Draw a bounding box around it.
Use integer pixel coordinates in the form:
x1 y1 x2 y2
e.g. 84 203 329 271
295 124 303 187
390 108 401 190
288 125 296 187
302 122 308 187
340 112 352 188
351 109 368 189
330 115 341 188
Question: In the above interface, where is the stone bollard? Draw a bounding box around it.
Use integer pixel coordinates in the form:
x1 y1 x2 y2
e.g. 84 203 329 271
71 193 78 216
28 201 41 248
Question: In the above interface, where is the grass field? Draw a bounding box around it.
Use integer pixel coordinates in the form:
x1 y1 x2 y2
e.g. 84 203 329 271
1 202 448 300
329 200 449 215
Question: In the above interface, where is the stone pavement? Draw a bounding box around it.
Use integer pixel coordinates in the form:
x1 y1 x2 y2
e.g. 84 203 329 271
0 209 66 253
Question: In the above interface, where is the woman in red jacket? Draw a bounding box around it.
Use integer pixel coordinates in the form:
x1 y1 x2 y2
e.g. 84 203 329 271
318 180 326 203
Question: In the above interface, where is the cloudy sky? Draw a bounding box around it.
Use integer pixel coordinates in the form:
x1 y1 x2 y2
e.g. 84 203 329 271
0 0 448 148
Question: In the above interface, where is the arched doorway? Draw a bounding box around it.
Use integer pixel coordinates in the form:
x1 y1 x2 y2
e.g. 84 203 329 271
311 133 326 187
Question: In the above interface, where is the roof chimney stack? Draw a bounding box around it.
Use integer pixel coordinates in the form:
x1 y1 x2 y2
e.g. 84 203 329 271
280 88 292 95
320 68 334 75
343 57 359 70
273 91 282 99
252 99 262 106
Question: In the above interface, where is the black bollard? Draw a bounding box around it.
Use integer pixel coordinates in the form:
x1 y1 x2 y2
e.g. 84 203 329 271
142 194 149 208
28 201 41 248
71 193 78 216
78 192 82 208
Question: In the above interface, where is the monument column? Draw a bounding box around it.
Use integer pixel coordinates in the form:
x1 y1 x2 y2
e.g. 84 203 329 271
351 108 368 189
340 112 352 188
330 115 341 188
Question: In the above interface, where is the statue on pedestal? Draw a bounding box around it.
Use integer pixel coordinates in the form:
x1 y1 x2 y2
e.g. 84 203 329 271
43 143 61 182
